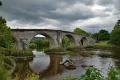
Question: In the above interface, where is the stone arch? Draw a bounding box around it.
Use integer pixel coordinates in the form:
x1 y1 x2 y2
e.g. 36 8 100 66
81 37 88 46
29 33 55 48
62 34 76 46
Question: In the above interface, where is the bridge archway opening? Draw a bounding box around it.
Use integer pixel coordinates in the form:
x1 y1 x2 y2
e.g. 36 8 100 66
81 37 88 46
62 35 76 47
30 34 50 49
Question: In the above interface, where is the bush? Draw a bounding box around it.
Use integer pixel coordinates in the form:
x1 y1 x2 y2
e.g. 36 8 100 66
62 65 120 80
11 50 33 57
29 43 37 49
0 54 12 80
106 65 120 80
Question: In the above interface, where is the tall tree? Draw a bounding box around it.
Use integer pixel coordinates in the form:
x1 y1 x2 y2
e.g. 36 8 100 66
98 29 110 41
93 33 99 41
109 20 120 46
0 17 13 48
0 2 13 48
74 27 90 36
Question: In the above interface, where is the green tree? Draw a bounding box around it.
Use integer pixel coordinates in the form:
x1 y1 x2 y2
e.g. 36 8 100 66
98 29 110 41
93 32 99 41
74 27 90 36
31 38 49 48
0 16 13 48
62 36 70 47
109 20 120 46
0 2 13 48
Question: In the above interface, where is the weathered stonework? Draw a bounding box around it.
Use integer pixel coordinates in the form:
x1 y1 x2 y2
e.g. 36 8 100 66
11 29 96 50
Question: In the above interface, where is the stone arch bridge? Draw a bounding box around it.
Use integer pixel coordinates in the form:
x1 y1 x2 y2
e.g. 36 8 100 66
11 29 96 50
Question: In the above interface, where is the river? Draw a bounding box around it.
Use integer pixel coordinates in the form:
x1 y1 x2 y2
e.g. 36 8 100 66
10 49 120 80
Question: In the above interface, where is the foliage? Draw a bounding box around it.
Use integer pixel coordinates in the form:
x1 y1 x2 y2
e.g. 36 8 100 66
98 29 110 41
0 47 34 57
109 20 120 46
29 43 37 49
0 54 13 80
79 66 104 80
88 41 118 50
0 54 38 80
74 27 90 36
11 50 33 57
106 65 120 80
62 65 120 80
93 33 99 41
0 47 11 56
62 36 70 47
30 38 49 48
0 16 13 48
24 72 39 80
11 71 39 80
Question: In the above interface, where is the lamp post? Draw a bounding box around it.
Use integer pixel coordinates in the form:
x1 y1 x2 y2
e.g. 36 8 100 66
93 29 94 34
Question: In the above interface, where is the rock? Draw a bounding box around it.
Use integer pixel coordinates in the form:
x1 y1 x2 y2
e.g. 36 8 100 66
59 59 76 69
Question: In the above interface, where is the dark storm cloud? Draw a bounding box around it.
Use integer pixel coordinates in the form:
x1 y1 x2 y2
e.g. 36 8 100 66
0 0 95 23
0 0 119 32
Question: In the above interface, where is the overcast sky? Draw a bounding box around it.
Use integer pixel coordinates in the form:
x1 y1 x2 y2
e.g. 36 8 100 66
0 0 120 33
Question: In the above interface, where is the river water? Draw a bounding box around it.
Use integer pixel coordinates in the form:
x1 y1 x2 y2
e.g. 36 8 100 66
10 49 120 80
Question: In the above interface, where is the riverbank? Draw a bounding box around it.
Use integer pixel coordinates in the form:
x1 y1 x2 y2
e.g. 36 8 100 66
86 41 120 50
0 47 34 57
44 46 85 54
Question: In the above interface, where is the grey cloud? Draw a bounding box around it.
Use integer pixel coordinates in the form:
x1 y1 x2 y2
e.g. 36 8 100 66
0 0 119 32
0 0 95 22
96 0 114 6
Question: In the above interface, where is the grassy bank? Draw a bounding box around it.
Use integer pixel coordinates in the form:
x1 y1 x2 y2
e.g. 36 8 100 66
0 47 34 57
87 41 119 50
44 47 68 54
0 48 38 80
44 46 86 54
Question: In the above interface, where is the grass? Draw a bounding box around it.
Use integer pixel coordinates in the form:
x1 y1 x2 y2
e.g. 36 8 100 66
90 41 112 46
87 41 119 50
44 46 86 54
66 46 85 51
0 47 34 57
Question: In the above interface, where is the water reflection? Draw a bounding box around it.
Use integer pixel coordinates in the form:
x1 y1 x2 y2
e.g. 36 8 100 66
11 49 120 80
11 59 33 79
29 51 50 73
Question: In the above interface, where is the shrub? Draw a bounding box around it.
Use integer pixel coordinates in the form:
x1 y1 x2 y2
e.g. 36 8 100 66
11 50 33 57
106 65 120 80
29 43 37 49
62 65 120 80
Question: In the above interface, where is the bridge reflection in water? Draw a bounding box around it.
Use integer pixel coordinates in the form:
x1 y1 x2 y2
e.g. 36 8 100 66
10 49 118 80
10 51 70 79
